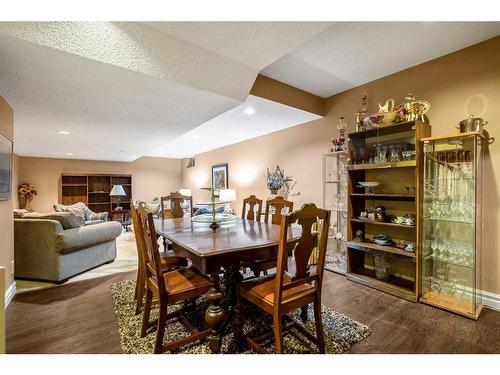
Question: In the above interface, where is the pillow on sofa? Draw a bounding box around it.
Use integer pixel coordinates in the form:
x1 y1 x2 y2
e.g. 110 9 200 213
53 202 87 225
22 212 83 229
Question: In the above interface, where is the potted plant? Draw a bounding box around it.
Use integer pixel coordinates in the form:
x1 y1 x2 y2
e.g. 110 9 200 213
18 183 37 212
265 166 295 197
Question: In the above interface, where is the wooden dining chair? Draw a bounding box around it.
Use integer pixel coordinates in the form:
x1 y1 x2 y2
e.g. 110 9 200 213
136 204 211 354
160 192 193 251
235 203 331 354
264 196 294 225
246 196 294 276
241 195 263 221
131 201 188 315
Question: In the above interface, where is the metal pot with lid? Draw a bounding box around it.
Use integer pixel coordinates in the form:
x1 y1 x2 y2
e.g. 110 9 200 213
457 115 488 133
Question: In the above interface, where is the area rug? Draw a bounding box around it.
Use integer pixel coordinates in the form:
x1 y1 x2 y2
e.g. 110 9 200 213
111 280 371 354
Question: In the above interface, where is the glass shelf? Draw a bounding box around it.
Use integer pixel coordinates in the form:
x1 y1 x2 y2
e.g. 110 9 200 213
421 133 483 319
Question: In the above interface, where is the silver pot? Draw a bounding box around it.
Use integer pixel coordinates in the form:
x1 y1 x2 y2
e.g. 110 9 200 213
457 115 488 133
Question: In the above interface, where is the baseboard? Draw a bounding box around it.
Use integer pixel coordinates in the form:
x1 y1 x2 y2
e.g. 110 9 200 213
4 282 16 308
482 290 500 311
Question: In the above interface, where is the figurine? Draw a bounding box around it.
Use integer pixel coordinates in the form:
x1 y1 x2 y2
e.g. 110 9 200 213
355 93 368 131
354 229 364 242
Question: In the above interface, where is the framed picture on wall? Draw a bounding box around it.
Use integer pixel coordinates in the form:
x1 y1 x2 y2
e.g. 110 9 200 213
211 163 228 194
0 132 12 201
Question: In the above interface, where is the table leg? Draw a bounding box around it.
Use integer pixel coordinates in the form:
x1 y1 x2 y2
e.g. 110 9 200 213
205 272 225 353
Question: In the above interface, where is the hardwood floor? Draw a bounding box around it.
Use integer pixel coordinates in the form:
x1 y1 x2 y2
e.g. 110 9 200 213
6 270 500 354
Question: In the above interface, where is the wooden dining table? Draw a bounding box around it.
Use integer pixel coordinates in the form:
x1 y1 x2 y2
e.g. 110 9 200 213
154 216 302 353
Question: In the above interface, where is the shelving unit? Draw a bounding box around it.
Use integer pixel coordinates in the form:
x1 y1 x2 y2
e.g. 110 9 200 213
60 173 132 212
322 150 348 274
346 120 431 302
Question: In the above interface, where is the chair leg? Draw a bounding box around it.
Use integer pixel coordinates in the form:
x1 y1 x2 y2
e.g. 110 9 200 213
154 302 168 354
135 263 145 315
300 305 309 323
162 236 167 252
141 289 153 338
314 295 325 354
272 314 284 354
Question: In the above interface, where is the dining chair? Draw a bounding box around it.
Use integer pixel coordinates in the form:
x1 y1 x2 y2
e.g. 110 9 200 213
264 196 294 225
131 201 188 315
136 203 211 353
247 196 294 276
235 203 331 354
241 195 263 221
160 192 193 251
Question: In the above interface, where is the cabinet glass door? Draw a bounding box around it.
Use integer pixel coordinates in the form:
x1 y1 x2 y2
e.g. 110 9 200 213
421 133 482 318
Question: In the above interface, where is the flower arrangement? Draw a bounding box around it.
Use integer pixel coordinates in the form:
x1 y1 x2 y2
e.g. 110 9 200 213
18 183 37 211
265 165 299 199
18 183 37 198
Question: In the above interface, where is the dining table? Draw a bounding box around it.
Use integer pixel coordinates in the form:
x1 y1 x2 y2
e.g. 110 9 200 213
154 216 302 353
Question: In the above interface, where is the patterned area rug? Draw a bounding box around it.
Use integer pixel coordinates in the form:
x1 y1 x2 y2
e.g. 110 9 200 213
111 280 371 354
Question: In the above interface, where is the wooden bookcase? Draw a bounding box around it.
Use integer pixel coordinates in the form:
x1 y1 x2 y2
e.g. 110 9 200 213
346 120 431 302
60 173 132 213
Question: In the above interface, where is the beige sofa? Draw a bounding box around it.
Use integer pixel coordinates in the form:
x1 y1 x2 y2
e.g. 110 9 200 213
14 211 122 283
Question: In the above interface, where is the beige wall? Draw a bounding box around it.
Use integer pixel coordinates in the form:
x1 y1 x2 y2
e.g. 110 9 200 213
17 156 182 213
182 37 500 294
0 96 14 293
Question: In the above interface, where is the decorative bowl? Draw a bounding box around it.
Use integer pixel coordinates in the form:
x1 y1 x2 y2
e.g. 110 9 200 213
357 181 380 194
191 213 237 224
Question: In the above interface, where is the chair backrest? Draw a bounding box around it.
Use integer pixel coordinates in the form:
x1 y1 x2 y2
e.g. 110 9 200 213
136 202 166 293
273 203 331 307
160 192 193 219
264 196 294 225
130 200 146 273
241 195 263 221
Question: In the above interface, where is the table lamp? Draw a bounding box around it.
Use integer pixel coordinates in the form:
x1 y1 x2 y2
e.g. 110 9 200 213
218 189 236 214
110 184 126 210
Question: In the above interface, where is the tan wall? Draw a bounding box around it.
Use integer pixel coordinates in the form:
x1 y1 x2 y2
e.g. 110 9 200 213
17 156 182 213
0 96 14 293
182 37 500 294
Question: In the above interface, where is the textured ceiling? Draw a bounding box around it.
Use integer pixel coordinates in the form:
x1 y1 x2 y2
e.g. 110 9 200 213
147 95 321 158
0 22 329 161
262 22 500 98
143 22 333 70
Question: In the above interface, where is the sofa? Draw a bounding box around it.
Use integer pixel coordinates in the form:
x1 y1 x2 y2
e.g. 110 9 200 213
14 211 122 283
53 202 109 225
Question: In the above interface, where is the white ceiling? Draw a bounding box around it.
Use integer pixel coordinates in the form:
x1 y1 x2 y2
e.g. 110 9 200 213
142 22 333 70
147 95 321 158
262 22 500 98
0 22 330 161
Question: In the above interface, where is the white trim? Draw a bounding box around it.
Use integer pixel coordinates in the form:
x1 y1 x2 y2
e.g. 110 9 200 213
4 282 16 308
482 290 500 311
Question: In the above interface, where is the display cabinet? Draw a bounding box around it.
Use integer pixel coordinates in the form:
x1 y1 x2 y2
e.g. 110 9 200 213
420 131 486 319
322 150 348 274
346 120 431 301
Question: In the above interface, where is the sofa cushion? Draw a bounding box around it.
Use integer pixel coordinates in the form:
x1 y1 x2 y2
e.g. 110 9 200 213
22 212 83 229
57 221 123 253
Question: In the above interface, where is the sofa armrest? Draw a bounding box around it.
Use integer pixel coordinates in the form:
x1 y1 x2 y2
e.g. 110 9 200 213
14 219 65 279
57 221 122 253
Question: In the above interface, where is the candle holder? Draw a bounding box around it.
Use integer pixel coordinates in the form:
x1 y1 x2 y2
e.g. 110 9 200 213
201 187 220 231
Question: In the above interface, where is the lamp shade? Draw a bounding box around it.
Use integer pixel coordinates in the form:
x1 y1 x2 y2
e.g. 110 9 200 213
110 185 126 196
179 188 192 197
219 189 236 202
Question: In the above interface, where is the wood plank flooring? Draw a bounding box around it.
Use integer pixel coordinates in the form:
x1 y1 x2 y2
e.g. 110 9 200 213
6 270 500 354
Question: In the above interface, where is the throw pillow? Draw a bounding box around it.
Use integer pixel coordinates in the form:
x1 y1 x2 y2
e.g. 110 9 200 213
13 209 30 218
23 212 83 229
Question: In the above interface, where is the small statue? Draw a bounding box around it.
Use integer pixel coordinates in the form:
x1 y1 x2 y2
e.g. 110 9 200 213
354 229 364 242
355 93 368 131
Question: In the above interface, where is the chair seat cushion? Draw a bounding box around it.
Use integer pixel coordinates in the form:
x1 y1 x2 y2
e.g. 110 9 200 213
163 268 210 298
160 251 188 269
239 274 315 311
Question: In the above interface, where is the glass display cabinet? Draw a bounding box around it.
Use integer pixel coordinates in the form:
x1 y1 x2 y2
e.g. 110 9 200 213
323 150 348 274
421 131 486 319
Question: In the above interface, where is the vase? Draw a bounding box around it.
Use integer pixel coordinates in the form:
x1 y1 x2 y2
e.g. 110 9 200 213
269 189 278 195
21 196 33 212
373 253 390 281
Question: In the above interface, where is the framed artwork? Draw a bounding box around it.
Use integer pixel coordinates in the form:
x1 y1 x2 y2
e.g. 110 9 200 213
0 132 12 201
211 163 228 194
